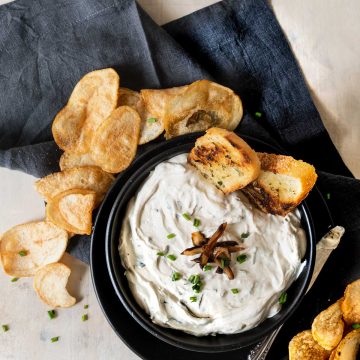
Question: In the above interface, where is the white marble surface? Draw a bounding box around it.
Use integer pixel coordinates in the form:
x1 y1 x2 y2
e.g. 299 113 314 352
0 1 359 359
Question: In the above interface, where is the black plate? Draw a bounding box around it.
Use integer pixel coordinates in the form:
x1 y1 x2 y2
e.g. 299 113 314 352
91 133 333 359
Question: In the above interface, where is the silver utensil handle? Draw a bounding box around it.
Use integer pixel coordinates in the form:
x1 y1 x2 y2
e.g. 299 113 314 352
247 326 282 360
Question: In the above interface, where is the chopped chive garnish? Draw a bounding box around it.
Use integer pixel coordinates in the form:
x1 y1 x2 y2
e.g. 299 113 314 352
188 274 202 293
2 325 9 332
241 232 250 238
326 193 331 200
231 288 239 294
352 323 360 329
147 117 157 123
167 233 176 239
182 213 191 221
48 310 56 320
221 258 230 269
193 219 201 228
171 272 181 281
236 254 247 264
203 265 213 271
279 292 287 305
190 274 200 285
255 111 262 118
18 250 27 257
190 296 197 302
167 254 177 261
157 251 165 256
11 277 19 282
84 304 89 309
51 336 59 343
82 314 88 322
217 181 223 186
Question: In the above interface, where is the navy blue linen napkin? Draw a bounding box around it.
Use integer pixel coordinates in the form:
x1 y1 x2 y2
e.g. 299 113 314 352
0 0 359 358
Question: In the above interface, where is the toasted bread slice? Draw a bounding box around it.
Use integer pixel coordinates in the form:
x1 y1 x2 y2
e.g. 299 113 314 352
188 128 260 193
312 299 345 350
289 330 330 360
242 152 317 216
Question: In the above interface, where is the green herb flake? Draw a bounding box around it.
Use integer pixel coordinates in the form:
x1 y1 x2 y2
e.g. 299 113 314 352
326 193 331 200
11 277 19 282
236 254 247 264
231 288 239 294
157 251 165 257
167 254 177 261
192 283 202 293
82 314 88 322
352 323 360 329
217 181 223 186
147 117 157 123
189 274 202 292
51 336 59 343
48 310 56 320
190 274 200 285
193 219 201 228
241 232 250 238
18 250 27 257
255 112 262 118
171 272 181 281
279 292 288 305
167 233 176 239
2 325 9 332
221 258 230 269
203 265 213 272
182 213 191 221
84 304 89 309
190 296 197 302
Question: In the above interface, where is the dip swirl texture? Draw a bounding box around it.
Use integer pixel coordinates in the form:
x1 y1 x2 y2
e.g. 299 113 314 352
119 154 306 336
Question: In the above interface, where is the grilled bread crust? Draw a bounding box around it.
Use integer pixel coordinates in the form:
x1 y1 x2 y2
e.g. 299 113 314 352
242 152 317 216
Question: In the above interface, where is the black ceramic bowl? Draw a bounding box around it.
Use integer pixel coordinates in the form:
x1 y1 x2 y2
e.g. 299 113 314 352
104 132 316 353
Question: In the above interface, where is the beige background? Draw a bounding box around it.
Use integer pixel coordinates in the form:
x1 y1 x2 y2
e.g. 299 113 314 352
0 1 359 359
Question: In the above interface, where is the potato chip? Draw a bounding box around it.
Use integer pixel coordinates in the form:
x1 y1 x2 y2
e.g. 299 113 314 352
119 88 163 144
289 330 330 360
118 87 141 108
163 80 243 139
46 189 96 235
0 221 68 277
59 152 97 171
341 279 360 325
52 68 119 154
89 106 141 173
34 262 76 308
140 86 188 119
312 299 345 350
329 349 336 360
332 329 360 360
35 166 114 205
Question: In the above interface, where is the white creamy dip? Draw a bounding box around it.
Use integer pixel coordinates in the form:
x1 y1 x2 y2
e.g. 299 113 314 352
119 154 306 336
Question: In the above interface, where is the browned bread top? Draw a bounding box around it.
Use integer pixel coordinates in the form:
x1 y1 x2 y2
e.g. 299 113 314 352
188 128 260 193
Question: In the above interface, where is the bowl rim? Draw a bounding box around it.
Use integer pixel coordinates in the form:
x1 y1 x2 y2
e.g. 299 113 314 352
104 132 316 353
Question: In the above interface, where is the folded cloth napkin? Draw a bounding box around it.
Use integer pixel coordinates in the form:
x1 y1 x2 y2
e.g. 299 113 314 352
0 0 359 358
